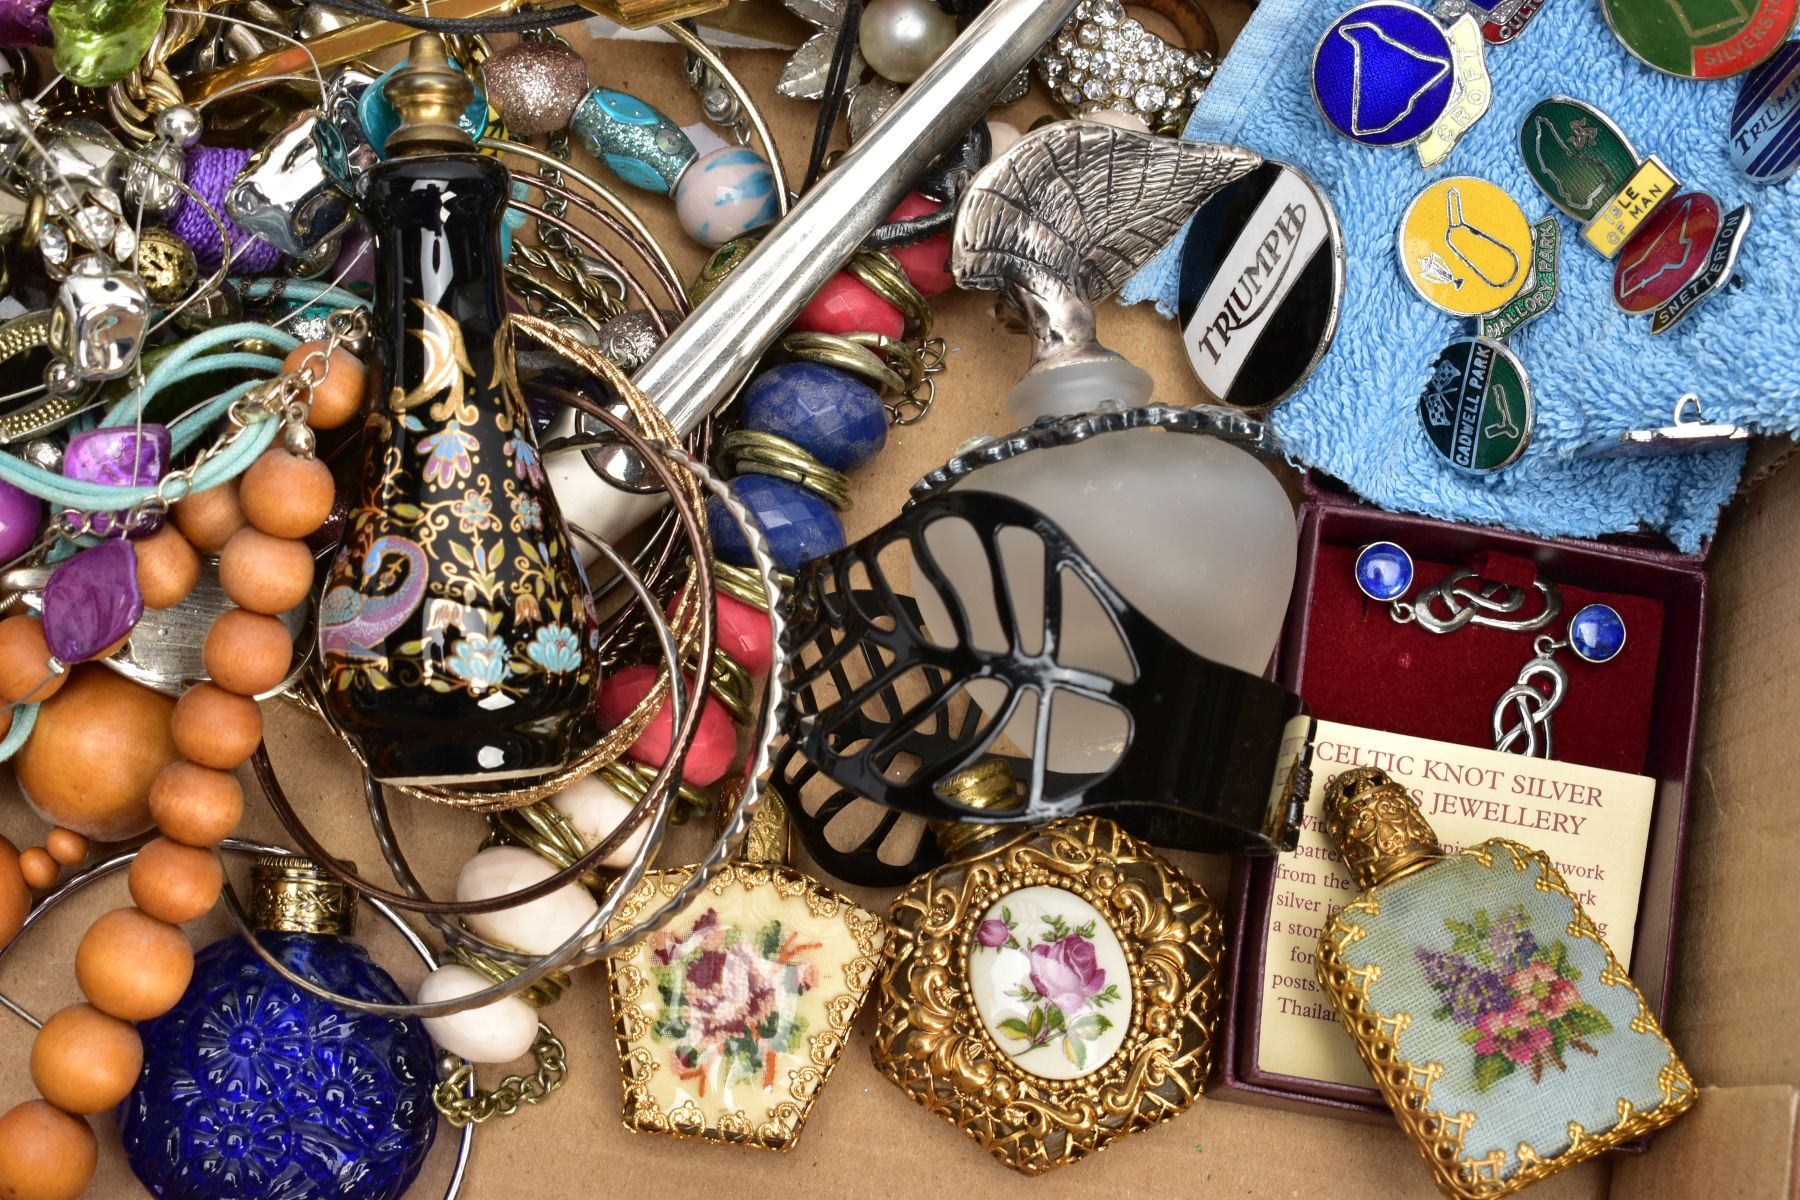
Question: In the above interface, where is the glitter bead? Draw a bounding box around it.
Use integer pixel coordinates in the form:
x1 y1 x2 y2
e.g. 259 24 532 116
481 41 589 136
571 87 696 195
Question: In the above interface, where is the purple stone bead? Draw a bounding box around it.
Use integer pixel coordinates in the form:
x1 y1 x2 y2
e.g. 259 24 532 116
62 424 171 536
0 478 43 564
0 0 49 47
42 540 143 663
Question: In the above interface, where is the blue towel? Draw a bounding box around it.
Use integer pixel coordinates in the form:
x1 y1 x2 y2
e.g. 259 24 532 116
1120 0 1798 552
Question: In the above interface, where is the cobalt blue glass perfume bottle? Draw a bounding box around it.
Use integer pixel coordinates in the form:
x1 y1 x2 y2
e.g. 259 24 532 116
117 856 439 1200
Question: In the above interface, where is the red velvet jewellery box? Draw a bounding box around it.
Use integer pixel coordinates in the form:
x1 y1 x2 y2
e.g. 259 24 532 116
1216 475 1706 1120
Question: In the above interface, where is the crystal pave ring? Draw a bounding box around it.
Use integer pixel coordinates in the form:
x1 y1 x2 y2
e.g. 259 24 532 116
1354 542 1563 635
1036 0 1220 132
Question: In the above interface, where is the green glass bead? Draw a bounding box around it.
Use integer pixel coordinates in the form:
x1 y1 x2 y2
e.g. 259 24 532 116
48 0 164 88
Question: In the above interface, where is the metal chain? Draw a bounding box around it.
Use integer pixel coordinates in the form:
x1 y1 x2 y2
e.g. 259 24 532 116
509 244 627 322
433 1025 569 1128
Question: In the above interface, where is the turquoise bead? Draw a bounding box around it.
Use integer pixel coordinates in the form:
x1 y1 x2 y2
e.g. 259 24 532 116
571 88 697 196
359 56 489 160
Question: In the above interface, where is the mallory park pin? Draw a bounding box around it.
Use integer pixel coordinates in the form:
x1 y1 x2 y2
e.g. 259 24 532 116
1399 176 1535 317
1479 216 1561 340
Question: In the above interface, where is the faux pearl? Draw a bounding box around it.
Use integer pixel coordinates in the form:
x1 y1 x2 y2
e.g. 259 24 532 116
743 362 888 472
455 846 599 955
859 0 959 83
134 523 200 610
149 761 244 846
75 907 194 1021
596 664 738 787
127 836 223 925
417 964 540 1064
885 192 955 296
551 772 653 869
219 526 315 615
673 146 780 247
202 608 293 696
0 1100 98 1200
171 479 247 553
30 1003 143 1114
170 682 263 771
791 272 904 339
665 589 774 677
240 448 337 540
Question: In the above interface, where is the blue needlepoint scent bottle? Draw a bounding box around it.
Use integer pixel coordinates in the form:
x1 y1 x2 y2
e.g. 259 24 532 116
117 856 439 1200
1313 768 1695 1199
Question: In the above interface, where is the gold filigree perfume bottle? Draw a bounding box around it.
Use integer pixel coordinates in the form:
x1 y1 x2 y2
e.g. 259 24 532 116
871 760 1224 1175
604 788 886 1150
1314 768 1696 1199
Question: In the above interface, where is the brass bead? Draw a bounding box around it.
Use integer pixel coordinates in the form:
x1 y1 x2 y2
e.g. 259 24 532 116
133 228 196 305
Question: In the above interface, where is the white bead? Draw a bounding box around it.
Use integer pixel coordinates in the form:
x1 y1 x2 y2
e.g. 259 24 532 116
1085 108 1152 133
552 773 653 870
417 964 540 1064
859 0 959 84
673 146 780 248
455 845 599 955
986 120 1023 159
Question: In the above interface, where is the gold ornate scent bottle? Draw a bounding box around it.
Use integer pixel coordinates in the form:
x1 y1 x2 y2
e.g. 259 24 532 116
871 760 1224 1175
603 787 886 1150
1314 768 1696 1199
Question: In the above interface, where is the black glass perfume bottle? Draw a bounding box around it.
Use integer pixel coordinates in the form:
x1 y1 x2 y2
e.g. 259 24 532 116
320 35 598 785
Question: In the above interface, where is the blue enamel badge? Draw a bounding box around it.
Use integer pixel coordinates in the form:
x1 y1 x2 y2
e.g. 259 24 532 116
1313 2 1457 147
1730 40 1800 182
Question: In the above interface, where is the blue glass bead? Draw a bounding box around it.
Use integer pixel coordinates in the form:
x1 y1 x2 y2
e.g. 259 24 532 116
571 87 697 195
359 56 489 159
119 932 438 1200
743 362 888 472
1312 2 1455 147
709 474 845 572
1568 602 1626 664
1354 540 1414 602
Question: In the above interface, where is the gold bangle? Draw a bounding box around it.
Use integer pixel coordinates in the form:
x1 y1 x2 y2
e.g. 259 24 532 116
848 250 933 341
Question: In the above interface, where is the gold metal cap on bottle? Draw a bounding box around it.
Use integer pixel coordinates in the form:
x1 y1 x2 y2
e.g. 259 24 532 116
931 758 1025 858
717 775 792 865
1322 767 1444 891
249 855 358 937
381 34 474 157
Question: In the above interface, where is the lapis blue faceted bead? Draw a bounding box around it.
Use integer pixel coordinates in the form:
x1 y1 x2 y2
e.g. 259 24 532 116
571 87 697 194
1312 2 1455 147
118 932 438 1200
1568 602 1626 664
742 362 888 472
709 474 845 572
1354 540 1414 602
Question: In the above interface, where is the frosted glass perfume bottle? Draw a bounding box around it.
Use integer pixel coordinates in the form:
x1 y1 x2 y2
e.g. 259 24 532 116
871 760 1223 1174
914 121 1298 774
1314 768 1695 1199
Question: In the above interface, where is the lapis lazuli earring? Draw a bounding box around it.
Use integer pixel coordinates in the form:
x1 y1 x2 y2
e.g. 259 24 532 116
1493 602 1625 758
1354 541 1561 636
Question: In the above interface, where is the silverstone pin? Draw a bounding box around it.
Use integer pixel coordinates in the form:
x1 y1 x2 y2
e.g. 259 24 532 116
1418 337 1534 473
1399 176 1535 317
1612 192 1721 316
1313 3 1460 148
1601 0 1797 79
1730 40 1800 181
1177 161 1346 413
1518 97 1679 258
